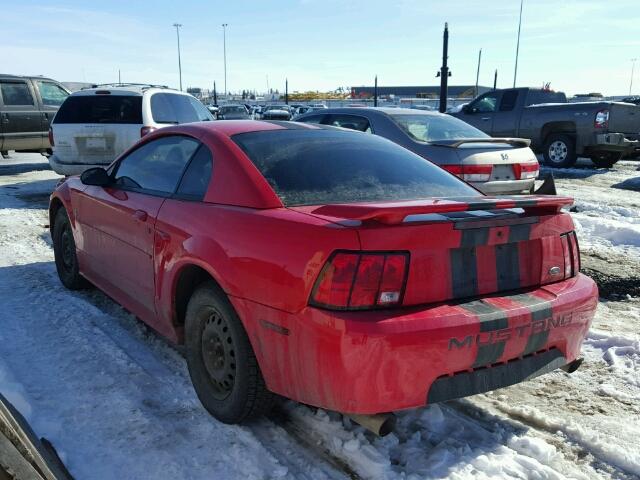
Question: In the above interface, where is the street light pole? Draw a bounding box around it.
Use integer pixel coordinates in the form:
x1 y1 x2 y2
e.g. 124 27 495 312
173 23 183 91
630 58 638 96
513 0 524 88
475 48 482 98
222 23 228 97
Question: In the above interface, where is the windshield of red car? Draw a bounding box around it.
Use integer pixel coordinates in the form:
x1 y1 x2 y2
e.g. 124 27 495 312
389 113 489 143
232 129 481 206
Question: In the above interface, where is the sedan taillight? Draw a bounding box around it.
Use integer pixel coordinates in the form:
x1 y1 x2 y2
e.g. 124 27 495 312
560 232 580 279
594 109 609 129
513 162 539 180
310 251 409 310
442 164 492 182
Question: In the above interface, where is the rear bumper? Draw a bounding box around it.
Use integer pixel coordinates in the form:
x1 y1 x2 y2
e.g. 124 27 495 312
471 178 535 194
589 132 640 153
233 273 598 414
48 155 110 176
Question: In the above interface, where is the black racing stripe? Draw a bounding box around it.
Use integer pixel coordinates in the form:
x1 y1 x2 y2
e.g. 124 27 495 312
460 228 490 248
510 293 554 355
459 300 508 368
450 247 478 298
508 224 532 243
496 243 521 291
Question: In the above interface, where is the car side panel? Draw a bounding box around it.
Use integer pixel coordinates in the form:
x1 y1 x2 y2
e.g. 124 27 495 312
153 200 361 342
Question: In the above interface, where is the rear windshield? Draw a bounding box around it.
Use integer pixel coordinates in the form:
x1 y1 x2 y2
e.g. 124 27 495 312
151 93 214 124
54 95 142 124
389 114 488 142
221 106 247 113
232 129 480 206
525 90 567 105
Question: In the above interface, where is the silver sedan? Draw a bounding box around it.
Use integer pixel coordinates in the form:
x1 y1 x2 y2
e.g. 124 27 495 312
295 107 539 195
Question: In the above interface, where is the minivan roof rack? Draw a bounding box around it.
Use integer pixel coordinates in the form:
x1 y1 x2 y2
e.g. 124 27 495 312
82 83 170 90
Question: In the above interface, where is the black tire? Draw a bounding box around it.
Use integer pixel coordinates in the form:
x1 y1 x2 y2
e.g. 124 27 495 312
185 281 274 424
52 208 89 290
543 134 577 168
590 152 621 169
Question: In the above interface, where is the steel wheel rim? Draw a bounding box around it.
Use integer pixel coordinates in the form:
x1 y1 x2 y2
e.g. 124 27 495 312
60 225 75 271
549 140 568 163
201 309 236 399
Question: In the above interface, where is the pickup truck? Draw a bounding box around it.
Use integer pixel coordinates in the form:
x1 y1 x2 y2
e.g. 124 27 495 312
0 74 70 158
451 87 640 168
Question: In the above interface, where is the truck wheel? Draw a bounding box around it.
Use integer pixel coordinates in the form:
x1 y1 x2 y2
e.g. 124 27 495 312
590 152 621 169
52 209 89 290
543 134 577 168
185 281 275 424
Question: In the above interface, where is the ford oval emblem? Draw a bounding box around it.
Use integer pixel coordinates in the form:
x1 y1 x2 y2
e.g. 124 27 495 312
549 266 561 276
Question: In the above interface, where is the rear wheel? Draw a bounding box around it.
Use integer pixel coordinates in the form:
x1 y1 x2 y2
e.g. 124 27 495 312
185 281 275 424
590 152 621 168
52 208 89 290
543 134 577 168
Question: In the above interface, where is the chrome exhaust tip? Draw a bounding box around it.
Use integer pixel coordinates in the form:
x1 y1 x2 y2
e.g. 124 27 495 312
560 357 584 374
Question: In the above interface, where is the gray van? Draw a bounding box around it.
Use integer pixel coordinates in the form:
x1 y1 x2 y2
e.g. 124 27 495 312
0 74 70 157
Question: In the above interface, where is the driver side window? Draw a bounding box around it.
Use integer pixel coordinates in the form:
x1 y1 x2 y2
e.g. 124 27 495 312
113 136 199 194
471 93 499 113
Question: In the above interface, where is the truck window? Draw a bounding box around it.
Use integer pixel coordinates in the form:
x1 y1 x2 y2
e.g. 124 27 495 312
36 81 69 107
470 92 499 113
0 81 35 106
499 90 519 111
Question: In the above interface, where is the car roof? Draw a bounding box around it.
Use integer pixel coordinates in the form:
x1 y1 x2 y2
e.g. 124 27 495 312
145 120 324 139
300 106 443 117
70 84 184 97
0 74 58 82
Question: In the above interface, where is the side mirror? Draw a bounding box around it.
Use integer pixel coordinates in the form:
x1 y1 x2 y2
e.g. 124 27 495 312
462 104 471 114
80 167 110 186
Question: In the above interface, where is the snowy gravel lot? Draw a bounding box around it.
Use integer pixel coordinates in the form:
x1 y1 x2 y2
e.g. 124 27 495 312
0 153 638 479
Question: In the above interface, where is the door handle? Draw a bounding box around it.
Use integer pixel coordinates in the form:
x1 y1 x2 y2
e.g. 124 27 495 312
481 117 491 121
133 210 148 222
1 113 8 124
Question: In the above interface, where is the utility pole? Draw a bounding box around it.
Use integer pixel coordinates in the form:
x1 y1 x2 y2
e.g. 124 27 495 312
213 81 217 105
475 49 482 98
285 78 288 104
493 69 498 90
630 58 638 96
374 75 378 107
173 23 183 91
118 69 121 84
513 0 524 88
437 22 450 113
222 23 228 96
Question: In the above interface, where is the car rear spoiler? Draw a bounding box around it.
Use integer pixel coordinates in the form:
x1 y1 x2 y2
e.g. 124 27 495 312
311 195 573 225
430 138 532 148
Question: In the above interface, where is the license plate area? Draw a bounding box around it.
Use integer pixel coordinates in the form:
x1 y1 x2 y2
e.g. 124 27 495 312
491 164 515 181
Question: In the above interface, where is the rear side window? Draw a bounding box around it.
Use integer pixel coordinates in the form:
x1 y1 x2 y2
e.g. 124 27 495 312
36 81 69 107
326 114 371 132
233 129 479 206
175 146 213 200
151 93 213 124
0 82 34 106
113 136 199 194
499 90 519 111
54 95 142 123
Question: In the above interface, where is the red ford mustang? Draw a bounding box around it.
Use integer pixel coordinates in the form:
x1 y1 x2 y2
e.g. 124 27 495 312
49 120 598 427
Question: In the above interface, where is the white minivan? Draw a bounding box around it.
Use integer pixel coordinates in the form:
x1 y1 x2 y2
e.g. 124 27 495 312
48 84 214 175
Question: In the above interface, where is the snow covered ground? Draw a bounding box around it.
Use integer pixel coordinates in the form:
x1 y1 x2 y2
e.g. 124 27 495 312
0 154 638 479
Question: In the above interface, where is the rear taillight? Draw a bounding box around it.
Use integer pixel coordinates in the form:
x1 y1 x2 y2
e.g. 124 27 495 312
141 126 156 137
310 251 409 310
442 164 492 182
594 109 609 129
561 232 580 279
48 127 54 147
513 162 539 180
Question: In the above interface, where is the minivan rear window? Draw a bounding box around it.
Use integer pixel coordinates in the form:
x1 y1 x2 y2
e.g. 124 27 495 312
233 129 479 206
54 95 142 124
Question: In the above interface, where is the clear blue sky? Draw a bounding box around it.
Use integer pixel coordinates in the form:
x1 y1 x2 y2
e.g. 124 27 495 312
2 0 638 96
